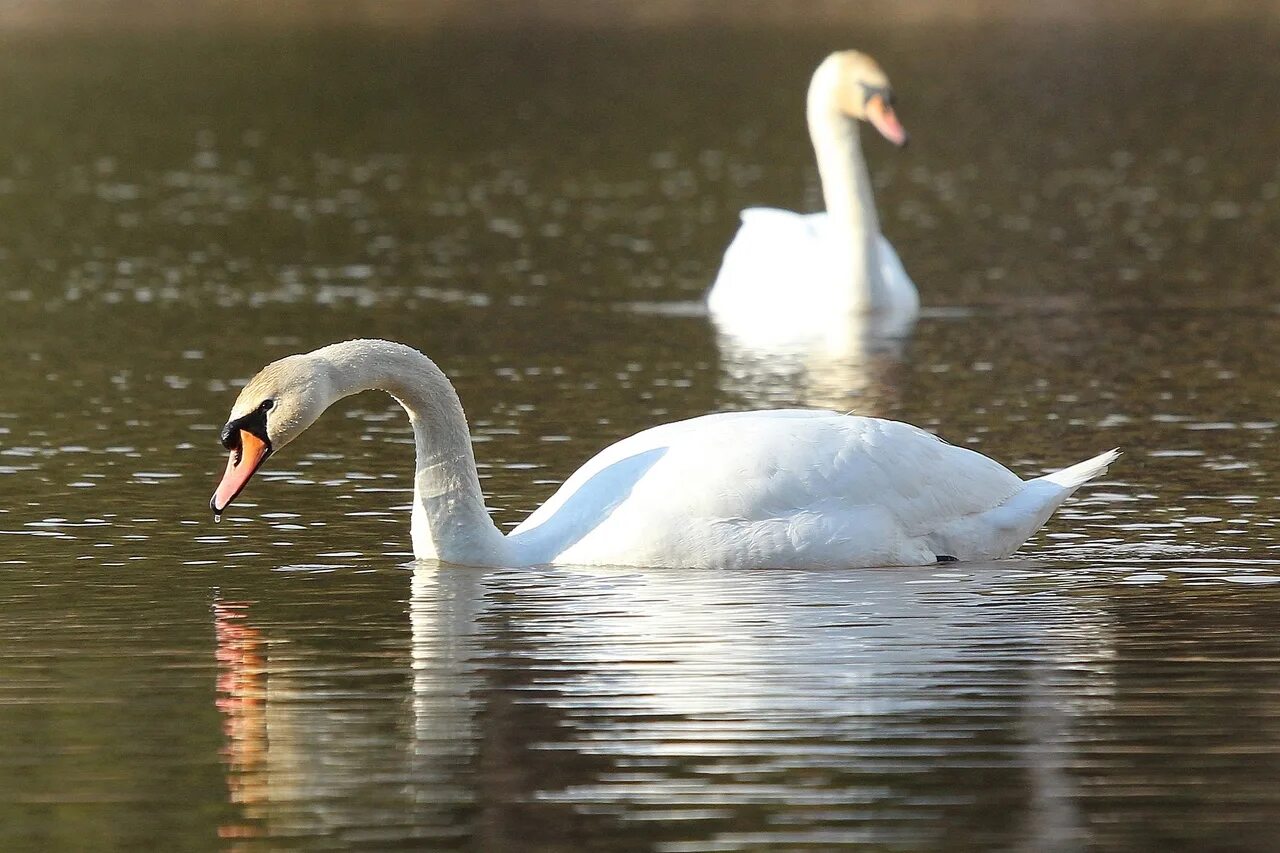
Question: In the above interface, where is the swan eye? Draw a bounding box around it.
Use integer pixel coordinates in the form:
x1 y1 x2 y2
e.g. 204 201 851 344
220 402 273 452
861 83 894 107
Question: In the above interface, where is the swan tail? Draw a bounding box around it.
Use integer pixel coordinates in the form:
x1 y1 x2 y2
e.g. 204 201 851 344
1035 448 1121 490
923 449 1119 561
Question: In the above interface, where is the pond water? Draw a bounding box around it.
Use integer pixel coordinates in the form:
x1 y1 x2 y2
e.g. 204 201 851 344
1 9 1279 851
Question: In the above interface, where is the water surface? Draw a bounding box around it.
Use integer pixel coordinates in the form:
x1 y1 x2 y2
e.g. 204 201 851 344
1 11 1279 851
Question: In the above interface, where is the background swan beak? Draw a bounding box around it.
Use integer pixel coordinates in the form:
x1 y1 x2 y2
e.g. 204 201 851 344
210 430 271 515
866 96 909 147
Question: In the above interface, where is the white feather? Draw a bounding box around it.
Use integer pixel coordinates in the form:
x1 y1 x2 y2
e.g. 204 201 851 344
222 341 1117 570
709 211 918 345
509 410 1113 569
708 51 920 343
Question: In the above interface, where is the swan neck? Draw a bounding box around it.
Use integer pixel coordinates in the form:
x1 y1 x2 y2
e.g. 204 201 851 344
320 340 508 565
807 67 884 310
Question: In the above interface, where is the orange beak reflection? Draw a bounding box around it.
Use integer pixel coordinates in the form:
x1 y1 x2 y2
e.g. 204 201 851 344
211 430 271 518
866 95 909 147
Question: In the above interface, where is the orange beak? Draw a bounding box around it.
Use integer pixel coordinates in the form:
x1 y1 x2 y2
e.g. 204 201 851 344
211 430 271 517
866 95 909 147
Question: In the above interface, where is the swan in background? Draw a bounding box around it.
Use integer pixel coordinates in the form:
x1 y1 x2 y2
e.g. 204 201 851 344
709 49 918 350
210 339 1117 569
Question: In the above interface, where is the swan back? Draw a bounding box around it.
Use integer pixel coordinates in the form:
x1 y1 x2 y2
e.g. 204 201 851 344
509 410 1029 569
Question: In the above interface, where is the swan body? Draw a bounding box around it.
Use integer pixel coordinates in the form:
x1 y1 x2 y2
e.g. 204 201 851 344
709 50 919 337
211 340 1117 570
712 212 918 343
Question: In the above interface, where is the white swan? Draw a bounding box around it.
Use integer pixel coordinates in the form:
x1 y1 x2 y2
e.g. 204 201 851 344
210 339 1117 569
708 50 919 340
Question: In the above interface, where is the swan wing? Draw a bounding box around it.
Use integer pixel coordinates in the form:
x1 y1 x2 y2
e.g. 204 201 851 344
876 233 920 322
509 410 1028 568
707 208 827 314
709 214 918 340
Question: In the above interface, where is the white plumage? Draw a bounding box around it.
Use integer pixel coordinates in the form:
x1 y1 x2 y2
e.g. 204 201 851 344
709 50 920 343
511 409 1116 569
710 211 919 346
211 340 1119 570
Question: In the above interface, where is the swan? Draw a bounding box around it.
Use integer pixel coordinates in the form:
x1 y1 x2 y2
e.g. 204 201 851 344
708 50 918 340
209 339 1117 569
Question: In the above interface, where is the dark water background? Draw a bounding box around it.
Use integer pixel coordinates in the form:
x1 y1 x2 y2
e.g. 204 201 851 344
1 7 1279 850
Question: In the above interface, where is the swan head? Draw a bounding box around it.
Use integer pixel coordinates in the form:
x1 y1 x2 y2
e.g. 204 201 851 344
822 50 908 147
210 352 335 517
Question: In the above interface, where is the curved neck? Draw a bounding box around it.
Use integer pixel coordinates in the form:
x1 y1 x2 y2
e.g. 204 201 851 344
807 63 884 311
315 340 509 566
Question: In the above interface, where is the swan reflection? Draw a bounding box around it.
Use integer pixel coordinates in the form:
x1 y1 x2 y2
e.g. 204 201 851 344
715 309 913 411
214 563 1117 847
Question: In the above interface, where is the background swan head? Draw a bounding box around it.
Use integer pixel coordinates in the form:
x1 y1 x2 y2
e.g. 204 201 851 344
211 351 335 515
814 50 908 147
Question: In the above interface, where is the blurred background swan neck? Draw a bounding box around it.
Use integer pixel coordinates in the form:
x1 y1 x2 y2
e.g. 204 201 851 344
806 61 884 310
